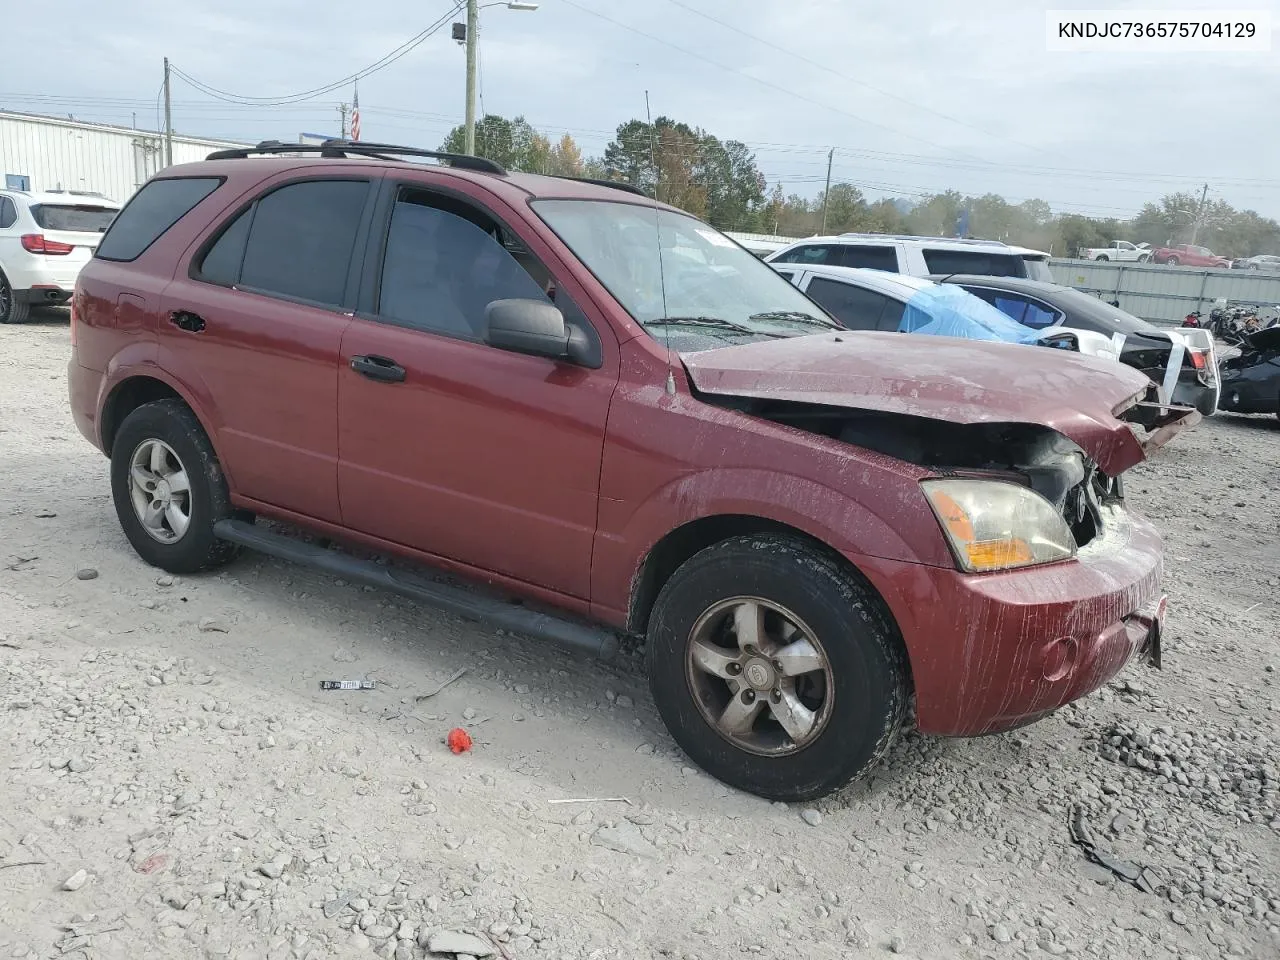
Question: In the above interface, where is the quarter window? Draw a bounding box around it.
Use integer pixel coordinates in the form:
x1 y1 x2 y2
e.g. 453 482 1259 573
0 196 16 229
96 177 222 261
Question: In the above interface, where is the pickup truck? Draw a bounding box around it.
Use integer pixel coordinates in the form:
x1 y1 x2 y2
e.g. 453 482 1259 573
1151 244 1231 268
1080 241 1150 262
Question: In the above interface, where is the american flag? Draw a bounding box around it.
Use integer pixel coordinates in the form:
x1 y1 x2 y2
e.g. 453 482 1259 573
350 82 361 141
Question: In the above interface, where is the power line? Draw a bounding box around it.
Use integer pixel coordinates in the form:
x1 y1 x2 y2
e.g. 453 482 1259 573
557 0 1000 165
168 3 463 107
660 0 1049 159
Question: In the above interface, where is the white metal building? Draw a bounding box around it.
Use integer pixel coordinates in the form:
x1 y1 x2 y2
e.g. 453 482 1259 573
1 111 247 205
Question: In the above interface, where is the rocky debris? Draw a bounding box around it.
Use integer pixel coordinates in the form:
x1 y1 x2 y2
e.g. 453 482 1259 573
198 617 229 633
74 568 98 581
590 820 659 859
257 852 291 879
800 808 822 827
425 930 496 957
60 869 88 891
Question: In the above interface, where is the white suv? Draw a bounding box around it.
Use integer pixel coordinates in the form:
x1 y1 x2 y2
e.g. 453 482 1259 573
766 233 1054 282
0 190 120 323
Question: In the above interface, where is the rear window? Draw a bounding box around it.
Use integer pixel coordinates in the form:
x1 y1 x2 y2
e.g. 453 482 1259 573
922 250 1026 277
30 204 117 233
96 177 222 262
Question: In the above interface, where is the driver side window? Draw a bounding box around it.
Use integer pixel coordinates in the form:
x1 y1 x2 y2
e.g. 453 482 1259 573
376 190 555 340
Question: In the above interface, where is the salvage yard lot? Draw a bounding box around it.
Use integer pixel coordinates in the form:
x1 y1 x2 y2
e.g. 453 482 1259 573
1 315 1278 960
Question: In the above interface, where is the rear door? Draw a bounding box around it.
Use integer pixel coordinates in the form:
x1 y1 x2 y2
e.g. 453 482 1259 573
335 178 617 599
161 171 378 524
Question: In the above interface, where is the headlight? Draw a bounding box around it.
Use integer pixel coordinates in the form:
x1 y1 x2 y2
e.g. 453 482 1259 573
921 478 1077 573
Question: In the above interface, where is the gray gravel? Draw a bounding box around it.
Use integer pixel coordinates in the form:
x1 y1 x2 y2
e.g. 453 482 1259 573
1 321 1277 959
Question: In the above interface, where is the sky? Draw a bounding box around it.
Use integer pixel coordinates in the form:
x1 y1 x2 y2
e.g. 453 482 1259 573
5 0 1279 219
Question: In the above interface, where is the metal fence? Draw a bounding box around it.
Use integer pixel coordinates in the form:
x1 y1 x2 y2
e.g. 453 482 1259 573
1048 258 1280 326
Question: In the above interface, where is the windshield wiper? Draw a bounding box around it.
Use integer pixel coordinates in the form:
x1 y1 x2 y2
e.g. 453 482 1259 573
646 315 764 336
748 310 839 328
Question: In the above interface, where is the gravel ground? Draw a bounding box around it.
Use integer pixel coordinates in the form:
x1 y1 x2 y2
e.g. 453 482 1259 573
1 314 1278 960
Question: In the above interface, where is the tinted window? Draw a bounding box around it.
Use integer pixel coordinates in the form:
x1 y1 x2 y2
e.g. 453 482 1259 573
378 193 556 340
879 297 906 331
1021 257 1054 282
239 180 369 307
922 250 1026 277
983 293 1059 329
96 177 221 261
0 197 16 229
30 204 117 233
774 244 842 266
196 209 252 286
774 269 797 282
842 245 899 272
805 277 896 331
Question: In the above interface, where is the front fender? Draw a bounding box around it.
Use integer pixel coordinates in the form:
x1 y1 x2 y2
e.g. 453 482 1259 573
590 465 952 620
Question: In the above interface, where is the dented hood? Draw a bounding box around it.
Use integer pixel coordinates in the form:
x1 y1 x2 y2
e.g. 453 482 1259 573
682 332 1178 475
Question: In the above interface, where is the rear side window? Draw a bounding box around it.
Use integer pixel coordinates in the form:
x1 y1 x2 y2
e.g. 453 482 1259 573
922 250 1025 277
237 180 370 307
842 245 899 272
96 177 221 261
805 277 899 331
0 196 16 229
30 204 117 233
197 209 253 286
774 244 842 266
963 288 1061 330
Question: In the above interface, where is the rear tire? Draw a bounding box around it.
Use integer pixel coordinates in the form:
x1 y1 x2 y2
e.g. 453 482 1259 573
0 271 31 324
110 400 240 573
646 535 909 802
1166 256 1180 266
1096 255 1109 261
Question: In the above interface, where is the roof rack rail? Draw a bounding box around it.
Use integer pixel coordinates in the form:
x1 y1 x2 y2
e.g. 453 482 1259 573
836 232 1009 247
204 139 507 175
551 175 649 198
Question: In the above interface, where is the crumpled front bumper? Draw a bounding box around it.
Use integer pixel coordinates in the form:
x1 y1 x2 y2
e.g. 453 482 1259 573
855 507 1165 736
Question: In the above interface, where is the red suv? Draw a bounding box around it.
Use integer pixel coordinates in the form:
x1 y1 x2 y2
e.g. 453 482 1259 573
69 141 1192 800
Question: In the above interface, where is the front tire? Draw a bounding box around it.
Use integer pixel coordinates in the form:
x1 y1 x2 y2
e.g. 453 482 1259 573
0 271 31 324
1096 255 1109 261
646 535 909 801
110 400 240 573
1166 256 1180 266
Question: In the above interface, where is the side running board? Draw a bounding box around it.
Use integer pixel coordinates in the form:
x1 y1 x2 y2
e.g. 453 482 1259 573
212 519 619 661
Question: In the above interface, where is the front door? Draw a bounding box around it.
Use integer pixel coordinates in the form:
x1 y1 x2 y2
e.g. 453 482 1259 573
161 174 376 523
336 182 617 599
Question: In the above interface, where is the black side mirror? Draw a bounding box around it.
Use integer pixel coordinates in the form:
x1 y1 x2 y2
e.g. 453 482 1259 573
484 298 591 364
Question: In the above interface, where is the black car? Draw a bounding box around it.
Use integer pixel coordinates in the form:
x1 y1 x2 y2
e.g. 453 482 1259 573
1219 326 1280 418
932 275 1220 416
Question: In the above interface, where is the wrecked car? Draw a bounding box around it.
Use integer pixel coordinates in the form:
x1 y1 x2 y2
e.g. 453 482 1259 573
1218 326 1280 418
69 140 1198 801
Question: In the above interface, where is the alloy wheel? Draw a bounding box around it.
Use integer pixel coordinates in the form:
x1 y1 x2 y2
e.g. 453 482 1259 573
685 596 835 757
128 439 193 543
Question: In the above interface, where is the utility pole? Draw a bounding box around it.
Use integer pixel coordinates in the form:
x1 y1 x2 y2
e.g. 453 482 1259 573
338 103 349 140
820 148 834 233
464 0 479 155
1189 182 1210 244
163 57 173 168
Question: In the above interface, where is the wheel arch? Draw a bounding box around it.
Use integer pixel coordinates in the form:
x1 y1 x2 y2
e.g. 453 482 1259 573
627 515 912 685
100 374 214 458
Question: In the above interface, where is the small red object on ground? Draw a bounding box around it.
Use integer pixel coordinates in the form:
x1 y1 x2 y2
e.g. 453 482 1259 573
447 728 473 754
135 852 170 874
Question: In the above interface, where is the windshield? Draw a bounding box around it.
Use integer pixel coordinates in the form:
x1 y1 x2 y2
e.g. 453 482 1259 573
30 203 118 233
532 199 834 348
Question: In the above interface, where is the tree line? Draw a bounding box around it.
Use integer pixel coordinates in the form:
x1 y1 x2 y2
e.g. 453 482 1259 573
440 114 1280 259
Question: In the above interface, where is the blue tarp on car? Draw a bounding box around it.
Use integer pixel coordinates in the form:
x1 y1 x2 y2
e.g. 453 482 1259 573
899 284 1043 344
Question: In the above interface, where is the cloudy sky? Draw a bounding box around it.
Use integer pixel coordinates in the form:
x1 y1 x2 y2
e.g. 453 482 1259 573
6 0 1278 218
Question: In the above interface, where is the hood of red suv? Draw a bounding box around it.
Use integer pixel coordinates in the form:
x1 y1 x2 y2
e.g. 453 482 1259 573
682 332 1179 476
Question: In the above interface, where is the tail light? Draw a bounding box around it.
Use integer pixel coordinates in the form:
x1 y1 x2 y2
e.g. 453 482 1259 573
21 234 75 255
1188 348 1211 384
